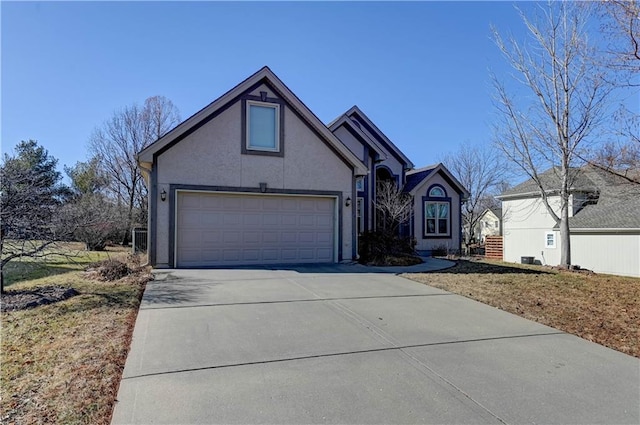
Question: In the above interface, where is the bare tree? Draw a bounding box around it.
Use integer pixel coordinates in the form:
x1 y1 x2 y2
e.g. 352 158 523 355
0 141 70 292
579 1 640 183
89 96 180 244
375 180 413 235
598 0 640 76
492 1 612 268
442 145 505 253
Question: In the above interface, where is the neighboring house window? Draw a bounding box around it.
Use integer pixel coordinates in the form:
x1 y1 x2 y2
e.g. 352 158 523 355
494 220 499 228
356 197 364 233
246 100 280 152
356 177 365 192
545 231 556 248
423 184 450 238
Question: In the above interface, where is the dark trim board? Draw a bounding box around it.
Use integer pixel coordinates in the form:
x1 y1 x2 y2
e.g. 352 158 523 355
168 184 344 268
351 111 409 167
240 95 286 158
421 195 453 239
152 77 358 173
149 166 158 266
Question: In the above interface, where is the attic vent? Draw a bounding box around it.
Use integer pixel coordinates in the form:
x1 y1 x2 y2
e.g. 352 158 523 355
350 119 361 129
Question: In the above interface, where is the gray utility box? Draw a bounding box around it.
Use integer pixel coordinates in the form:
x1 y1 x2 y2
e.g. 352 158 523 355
521 256 535 264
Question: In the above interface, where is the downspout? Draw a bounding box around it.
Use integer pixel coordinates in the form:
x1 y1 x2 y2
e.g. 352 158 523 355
459 197 464 255
137 159 153 267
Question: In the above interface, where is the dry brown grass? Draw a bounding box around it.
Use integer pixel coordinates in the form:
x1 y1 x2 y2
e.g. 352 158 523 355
1 247 150 424
403 259 640 358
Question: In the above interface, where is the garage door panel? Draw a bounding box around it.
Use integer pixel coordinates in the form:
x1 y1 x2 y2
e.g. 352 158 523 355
317 232 333 244
317 248 333 260
263 198 280 210
222 231 241 243
200 196 222 209
262 215 278 226
242 250 261 261
177 193 336 267
281 215 297 226
242 198 261 210
223 197 242 209
201 213 222 226
243 214 261 226
243 232 261 244
281 199 299 211
202 231 221 243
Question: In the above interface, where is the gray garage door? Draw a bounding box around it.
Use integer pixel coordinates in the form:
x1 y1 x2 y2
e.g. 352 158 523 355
176 192 336 267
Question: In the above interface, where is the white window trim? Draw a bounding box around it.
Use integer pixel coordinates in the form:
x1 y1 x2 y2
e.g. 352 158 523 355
246 100 280 152
424 200 450 237
545 231 556 248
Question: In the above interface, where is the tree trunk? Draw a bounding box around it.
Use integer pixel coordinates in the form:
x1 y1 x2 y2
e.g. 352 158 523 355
559 164 572 268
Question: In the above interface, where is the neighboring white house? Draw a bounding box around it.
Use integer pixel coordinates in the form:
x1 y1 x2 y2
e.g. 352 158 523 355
498 166 640 278
475 208 502 244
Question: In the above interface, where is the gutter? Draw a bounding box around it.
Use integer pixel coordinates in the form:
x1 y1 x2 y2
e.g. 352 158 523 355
568 228 640 234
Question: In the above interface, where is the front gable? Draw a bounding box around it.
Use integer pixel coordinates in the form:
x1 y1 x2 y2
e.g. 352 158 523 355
142 67 370 267
138 67 367 177
404 164 469 254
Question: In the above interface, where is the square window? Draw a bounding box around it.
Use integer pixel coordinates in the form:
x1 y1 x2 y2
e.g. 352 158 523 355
545 231 556 248
247 101 279 152
356 177 365 192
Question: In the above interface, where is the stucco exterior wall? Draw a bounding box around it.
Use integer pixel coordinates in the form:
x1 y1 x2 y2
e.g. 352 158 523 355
153 88 354 267
411 173 462 254
332 125 365 161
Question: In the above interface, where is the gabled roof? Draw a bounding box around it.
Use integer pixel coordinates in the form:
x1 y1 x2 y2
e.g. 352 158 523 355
502 166 640 230
328 114 388 161
403 164 436 193
480 207 502 221
403 163 470 200
340 106 414 169
498 167 598 199
137 66 368 176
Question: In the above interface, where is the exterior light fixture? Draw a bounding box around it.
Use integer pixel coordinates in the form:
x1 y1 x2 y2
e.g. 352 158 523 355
160 188 167 202
345 197 352 207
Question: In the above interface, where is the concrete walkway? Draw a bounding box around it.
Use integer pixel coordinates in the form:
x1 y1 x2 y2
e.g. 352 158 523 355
112 266 640 424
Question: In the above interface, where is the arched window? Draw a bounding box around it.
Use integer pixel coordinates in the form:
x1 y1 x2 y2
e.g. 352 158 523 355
429 186 446 197
423 185 450 238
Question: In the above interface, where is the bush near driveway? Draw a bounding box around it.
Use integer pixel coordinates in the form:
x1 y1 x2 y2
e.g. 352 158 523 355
1 247 150 424
403 259 640 358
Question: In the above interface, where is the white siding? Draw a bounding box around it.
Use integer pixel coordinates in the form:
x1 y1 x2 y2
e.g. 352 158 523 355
502 197 561 266
476 210 501 243
502 196 640 277
571 233 640 277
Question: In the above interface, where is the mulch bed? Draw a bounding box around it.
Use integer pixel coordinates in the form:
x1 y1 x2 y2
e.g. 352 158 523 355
1 286 79 312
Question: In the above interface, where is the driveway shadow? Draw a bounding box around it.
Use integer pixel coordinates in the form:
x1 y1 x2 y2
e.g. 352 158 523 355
419 259 553 275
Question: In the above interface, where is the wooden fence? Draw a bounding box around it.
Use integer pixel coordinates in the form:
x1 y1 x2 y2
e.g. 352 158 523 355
484 236 503 259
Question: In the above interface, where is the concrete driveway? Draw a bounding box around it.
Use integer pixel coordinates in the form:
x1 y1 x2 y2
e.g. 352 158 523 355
112 265 640 424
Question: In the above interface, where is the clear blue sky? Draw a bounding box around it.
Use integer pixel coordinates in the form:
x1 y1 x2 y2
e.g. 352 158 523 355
2 1 542 174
